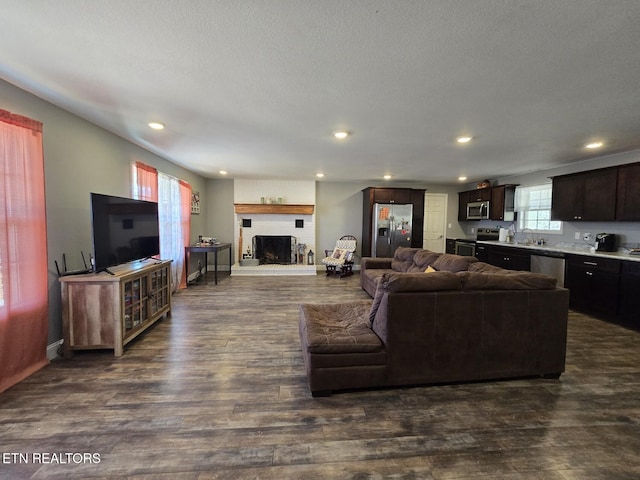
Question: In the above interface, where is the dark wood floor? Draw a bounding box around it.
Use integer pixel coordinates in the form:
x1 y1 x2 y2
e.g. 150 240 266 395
1 272 640 479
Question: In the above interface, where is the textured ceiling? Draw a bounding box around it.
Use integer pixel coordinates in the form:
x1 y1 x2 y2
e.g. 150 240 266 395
2 0 640 184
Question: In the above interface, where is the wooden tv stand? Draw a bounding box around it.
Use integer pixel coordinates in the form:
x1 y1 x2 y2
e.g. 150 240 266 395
59 259 172 357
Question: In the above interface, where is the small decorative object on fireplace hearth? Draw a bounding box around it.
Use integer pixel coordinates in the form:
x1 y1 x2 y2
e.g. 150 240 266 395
307 250 314 265
297 243 306 265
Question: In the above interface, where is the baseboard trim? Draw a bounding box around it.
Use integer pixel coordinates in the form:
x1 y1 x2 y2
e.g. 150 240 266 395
47 339 63 360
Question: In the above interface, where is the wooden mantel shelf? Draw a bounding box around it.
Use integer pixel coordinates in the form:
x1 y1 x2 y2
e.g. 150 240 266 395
234 203 315 215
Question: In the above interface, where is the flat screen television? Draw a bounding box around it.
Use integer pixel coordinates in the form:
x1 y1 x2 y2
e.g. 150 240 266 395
90 193 160 272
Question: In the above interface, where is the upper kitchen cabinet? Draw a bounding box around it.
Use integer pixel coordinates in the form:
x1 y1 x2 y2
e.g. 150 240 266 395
551 168 617 221
467 188 491 203
457 190 470 221
457 188 490 221
616 163 640 221
458 186 515 221
368 188 413 204
490 185 517 221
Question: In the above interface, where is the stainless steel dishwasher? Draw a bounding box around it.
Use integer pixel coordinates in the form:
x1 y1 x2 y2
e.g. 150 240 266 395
530 251 566 288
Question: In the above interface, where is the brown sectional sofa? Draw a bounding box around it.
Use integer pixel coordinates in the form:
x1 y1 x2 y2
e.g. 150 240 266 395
299 247 569 396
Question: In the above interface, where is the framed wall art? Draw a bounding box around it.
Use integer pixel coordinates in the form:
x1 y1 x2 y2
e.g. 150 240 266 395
191 191 200 214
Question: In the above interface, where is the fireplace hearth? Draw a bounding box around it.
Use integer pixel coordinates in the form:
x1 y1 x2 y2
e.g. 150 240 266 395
253 235 296 265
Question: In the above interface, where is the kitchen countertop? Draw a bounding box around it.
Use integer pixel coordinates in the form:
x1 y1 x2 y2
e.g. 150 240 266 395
477 240 640 263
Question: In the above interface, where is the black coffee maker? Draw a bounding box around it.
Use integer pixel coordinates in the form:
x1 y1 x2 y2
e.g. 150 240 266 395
595 233 616 252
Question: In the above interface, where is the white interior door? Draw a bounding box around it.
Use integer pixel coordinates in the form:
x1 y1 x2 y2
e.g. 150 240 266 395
423 193 447 252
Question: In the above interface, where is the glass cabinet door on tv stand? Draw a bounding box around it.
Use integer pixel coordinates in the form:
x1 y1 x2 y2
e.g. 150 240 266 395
60 259 172 357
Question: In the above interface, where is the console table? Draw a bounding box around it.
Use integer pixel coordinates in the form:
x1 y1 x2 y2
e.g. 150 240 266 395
59 259 172 357
185 243 232 285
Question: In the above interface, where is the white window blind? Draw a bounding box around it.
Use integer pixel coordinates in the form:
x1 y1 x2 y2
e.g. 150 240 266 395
514 183 562 233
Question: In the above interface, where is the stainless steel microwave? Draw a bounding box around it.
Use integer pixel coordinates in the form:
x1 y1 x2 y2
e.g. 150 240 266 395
466 201 490 220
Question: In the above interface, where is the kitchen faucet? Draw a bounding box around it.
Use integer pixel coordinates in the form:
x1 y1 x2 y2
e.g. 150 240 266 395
519 228 536 245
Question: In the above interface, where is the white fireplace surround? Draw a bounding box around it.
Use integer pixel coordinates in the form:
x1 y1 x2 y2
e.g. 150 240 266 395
232 179 316 275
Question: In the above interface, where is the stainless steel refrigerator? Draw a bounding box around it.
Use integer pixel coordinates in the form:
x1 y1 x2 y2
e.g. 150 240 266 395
372 203 413 257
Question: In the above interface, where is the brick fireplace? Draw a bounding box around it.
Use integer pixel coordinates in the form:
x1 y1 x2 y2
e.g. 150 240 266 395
231 179 316 276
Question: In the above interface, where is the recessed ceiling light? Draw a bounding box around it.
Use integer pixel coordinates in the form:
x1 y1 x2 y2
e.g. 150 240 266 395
585 142 603 149
458 176 467 181
383 174 392 180
219 170 227 175
316 172 325 178
148 122 165 130
333 130 350 139
456 136 472 144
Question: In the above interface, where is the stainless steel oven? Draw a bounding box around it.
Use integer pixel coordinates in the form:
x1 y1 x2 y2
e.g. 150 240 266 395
455 240 476 257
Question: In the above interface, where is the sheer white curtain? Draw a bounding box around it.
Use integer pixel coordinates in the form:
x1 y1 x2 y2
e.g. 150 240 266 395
158 173 185 292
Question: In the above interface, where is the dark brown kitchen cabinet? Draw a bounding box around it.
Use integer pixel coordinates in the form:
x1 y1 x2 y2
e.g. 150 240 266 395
618 261 640 331
551 168 617 221
361 187 426 257
458 186 516 221
467 188 491 203
457 190 470 221
490 185 517 221
369 188 413 204
475 243 489 263
616 163 640 221
565 254 620 320
457 188 490 221
445 238 456 254
488 245 531 271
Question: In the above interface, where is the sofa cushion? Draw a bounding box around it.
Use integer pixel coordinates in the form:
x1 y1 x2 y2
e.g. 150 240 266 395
368 279 387 325
431 253 479 272
391 247 423 272
300 301 383 354
459 271 557 290
468 261 506 273
412 250 443 271
361 268 391 298
381 271 463 292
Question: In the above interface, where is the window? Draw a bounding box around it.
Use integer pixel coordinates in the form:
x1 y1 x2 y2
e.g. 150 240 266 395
514 183 562 234
132 162 190 290
131 162 158 202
